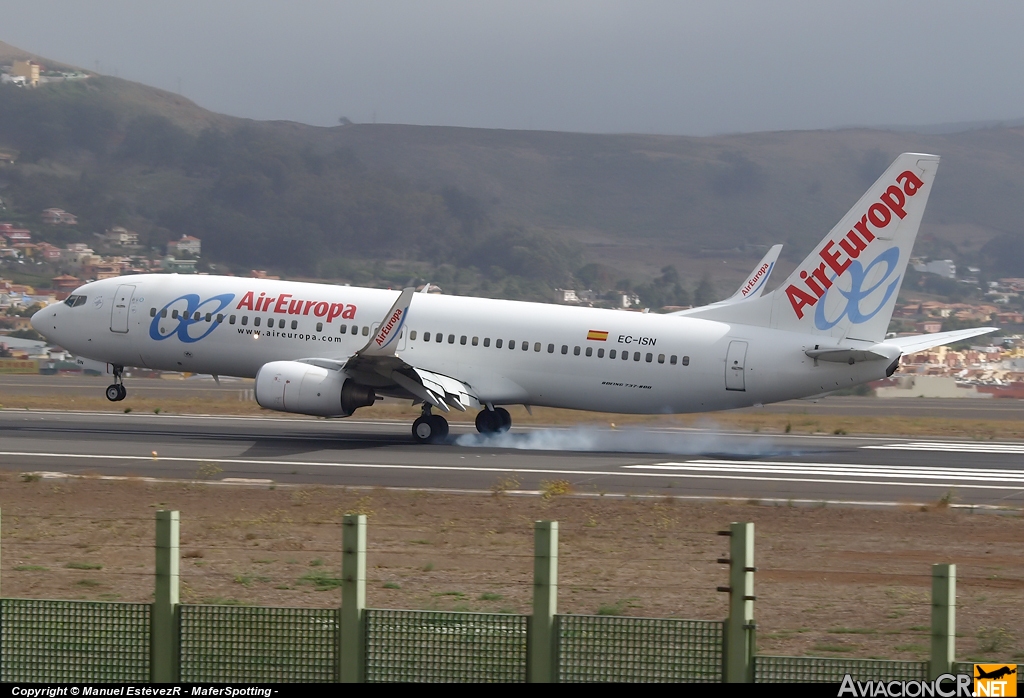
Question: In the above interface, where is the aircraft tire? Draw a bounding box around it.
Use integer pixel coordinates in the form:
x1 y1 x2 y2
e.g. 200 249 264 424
117 385 127 401
475 409 501 434
412 415 449 444
494 407 512 433
106 384 122 402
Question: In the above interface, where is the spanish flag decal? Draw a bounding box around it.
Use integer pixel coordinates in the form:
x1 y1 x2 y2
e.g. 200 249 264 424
587 330 609 341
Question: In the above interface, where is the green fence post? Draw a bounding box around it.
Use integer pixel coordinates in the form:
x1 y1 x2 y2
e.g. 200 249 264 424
340 514 366 683
152 510 179 683
930 563 956 679
528 520 558 683
721 522 754 683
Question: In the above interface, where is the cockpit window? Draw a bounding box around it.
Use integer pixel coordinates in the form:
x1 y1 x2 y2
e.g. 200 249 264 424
64 295 87 307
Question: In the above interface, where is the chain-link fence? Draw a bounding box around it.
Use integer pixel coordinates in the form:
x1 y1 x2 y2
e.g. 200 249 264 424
365 609 528 682
754 655 929 683
557 615 723 682
0 599 150 682
179 605 338 682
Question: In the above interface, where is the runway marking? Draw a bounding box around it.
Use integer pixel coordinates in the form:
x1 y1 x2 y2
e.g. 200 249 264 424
2 451 1023 492
629 460 1024 484
863 442 1024 454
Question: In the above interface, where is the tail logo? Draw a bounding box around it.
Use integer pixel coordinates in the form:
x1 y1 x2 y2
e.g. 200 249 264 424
814 247 901 330
786 169 924 319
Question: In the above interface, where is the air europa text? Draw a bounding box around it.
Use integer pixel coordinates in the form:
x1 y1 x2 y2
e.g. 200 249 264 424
786 169 925 319
236 290 356 323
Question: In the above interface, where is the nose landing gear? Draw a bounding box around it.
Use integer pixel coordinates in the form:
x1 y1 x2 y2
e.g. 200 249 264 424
105 365 127 402
412 406 449 444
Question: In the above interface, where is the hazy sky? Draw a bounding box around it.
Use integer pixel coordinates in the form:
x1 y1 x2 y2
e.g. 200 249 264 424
4 1 1024 135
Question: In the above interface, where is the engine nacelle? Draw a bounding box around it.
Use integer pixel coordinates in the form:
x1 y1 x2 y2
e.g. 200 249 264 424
254 361 376 417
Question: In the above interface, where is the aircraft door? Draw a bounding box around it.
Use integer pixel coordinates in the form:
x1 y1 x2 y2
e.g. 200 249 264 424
725 340 747 391
110 284 136 333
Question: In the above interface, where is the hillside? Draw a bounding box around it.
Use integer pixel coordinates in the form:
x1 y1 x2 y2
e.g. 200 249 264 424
2 39 1024 301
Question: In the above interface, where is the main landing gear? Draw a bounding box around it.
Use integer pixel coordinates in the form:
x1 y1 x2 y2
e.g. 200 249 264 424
105 365 127 402
412 406 449 444
475 406 511 435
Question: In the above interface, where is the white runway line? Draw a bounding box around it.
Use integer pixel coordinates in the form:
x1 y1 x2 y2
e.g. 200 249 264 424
863 441 1024 454
629 460 1024 484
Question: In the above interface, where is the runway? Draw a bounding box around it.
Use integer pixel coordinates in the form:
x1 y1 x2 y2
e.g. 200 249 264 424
1 410 1022 509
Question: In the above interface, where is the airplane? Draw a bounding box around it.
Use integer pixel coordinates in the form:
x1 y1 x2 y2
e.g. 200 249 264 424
32 152 997 444
975 666 1016 681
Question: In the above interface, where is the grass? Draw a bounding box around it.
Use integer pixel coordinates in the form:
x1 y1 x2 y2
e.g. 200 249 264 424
813 644 855 653
76 579 101 587
383 582 401 590
65 562 102 570
829 627 878 635
299 571 343 591
479 592 503 601
14 565 48 571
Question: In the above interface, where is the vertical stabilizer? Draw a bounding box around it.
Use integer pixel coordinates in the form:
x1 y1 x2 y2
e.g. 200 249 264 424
769 153 939 342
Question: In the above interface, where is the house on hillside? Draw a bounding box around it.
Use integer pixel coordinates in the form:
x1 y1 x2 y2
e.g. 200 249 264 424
161 256 197 273
103 226 139 247
41 208 78 225
35 242 62 262
168 235 201 257
11 60 40 87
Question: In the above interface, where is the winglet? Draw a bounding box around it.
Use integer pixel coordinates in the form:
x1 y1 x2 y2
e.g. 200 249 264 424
725 244 782 301
359 287 414 357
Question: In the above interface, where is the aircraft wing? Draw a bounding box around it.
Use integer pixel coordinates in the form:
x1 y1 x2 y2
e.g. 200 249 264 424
670 244 782 316
297 287 478 412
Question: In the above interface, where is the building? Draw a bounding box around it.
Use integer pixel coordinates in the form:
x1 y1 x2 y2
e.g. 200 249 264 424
161 256 197 273
11 60 40 87
913 259 956 279
35 242 62 262
168 235 201 257
103 226 139 247
41 208 78 225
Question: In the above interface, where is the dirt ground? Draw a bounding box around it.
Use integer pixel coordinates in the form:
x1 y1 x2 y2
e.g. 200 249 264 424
0 471 1021 663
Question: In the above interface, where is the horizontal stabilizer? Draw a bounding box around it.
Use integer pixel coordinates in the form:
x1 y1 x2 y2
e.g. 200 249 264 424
881 327 998 355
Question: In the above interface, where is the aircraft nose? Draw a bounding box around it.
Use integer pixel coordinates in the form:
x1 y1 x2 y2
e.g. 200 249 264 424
31 304 53 335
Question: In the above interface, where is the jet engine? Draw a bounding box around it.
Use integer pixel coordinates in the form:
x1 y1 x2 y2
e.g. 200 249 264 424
254 361 376 417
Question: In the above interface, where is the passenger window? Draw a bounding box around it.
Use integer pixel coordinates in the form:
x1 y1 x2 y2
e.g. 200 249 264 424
340 324 348 334
363 326 370 336
241 316 248 326
509 340 516 350
217 314 224 323
573 346 581 356
161 309 168 318
436 333 443 343
254 317 261 327
586 347 593 357
448 334 455 344
623 352 630 361
534 342 541 352
645 353 653 363
472 337 479 346
460 335 467 345
316 322 323 332
598 348 605 358
682 356 690 366
496 339 503 349
484 338 490 347
658 354 665 364
291 320 298 330
206 313 212 322
547 344 554 353
229 315 236 325
172 310 179 319
561 345 568 355
634 352 641 361
522 341 529 351
609 349 616 359
670 355 677 365
410 330 417 340
266 317 273 327
150 307 156 317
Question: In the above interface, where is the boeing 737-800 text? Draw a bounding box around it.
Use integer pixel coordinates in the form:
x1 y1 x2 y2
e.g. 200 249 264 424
31 153 995 443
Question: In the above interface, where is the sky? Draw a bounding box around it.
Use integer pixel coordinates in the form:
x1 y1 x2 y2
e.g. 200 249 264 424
4 1 1024 136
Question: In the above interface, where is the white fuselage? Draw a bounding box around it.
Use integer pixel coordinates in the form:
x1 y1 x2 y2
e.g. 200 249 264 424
32 274 895 414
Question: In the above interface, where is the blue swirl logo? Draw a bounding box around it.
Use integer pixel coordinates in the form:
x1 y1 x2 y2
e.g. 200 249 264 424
814 247 901 330
149 293 235 343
